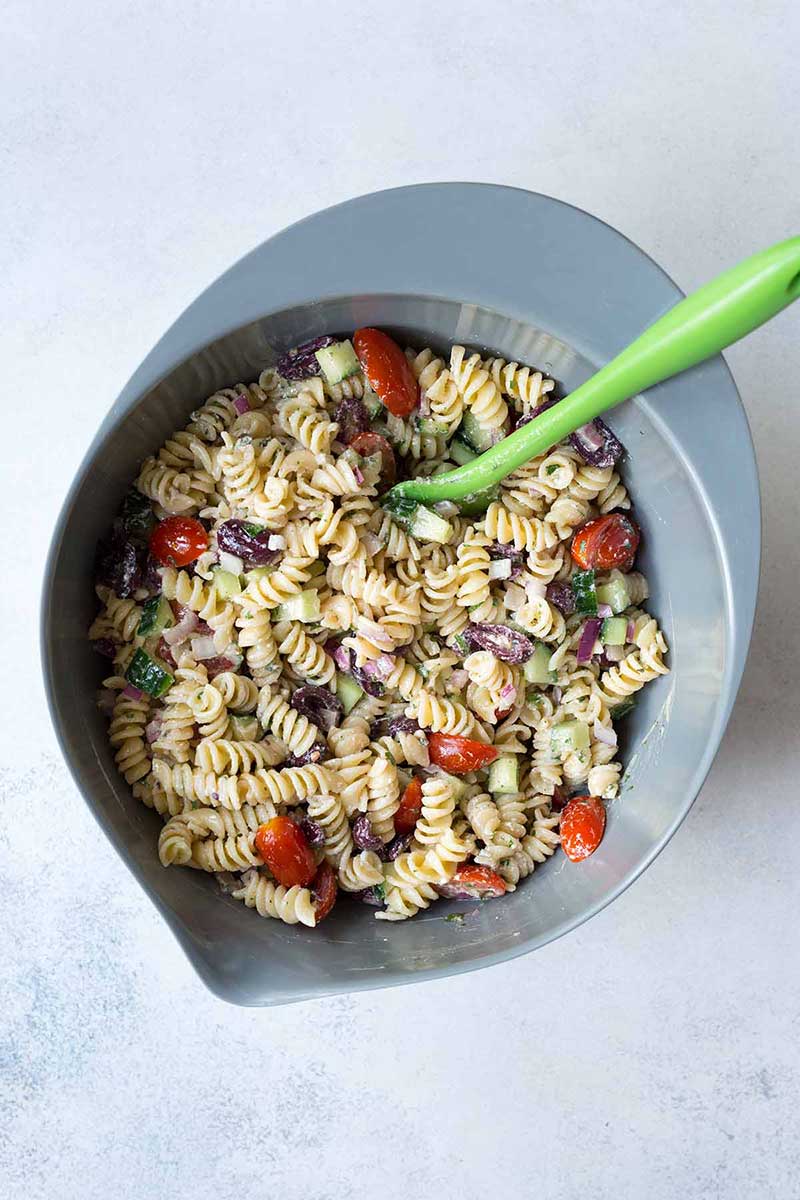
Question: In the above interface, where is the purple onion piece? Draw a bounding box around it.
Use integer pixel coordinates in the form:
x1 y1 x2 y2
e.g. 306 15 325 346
488 542 524 563
350 664 385 698
94 530 143 599
464 622 535 664
512 394 562 430
299 817 325 848
545 582 576 616
384 832 413 861
577 618 602 664
352 814 384 853
91 637 117 659
334 395 370 444
276 334 337 380
290 686 343 732
550 786 570 813
216 520 280 567
568 417 625 468
352 886 386 907
285 744 329 767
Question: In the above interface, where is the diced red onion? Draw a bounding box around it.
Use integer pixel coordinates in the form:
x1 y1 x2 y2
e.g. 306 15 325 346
331 645 352 672
361 654 396 682
353 466 364 485
488 558 513 581
145 715 164 744
356 618 395 651
191 635 219 660
449 668 469 690
626 619 635 643
573 422 604 453
163 609 200 646
569 417 625 468
266 534 286 551
499 682 517 704
597 603 613 618
217 550 242 576
603 644 625 662
122 683 144 701
360 532 382 556
433 500 459 519
577 618 602 664
593 719 618 748
524 576 547 600
233 393 250 414
418 390 431 418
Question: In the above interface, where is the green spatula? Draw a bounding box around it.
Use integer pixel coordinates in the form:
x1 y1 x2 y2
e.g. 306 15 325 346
384 236 800 508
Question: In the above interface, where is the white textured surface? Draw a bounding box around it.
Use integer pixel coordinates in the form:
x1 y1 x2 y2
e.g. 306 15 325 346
3 1 800 1195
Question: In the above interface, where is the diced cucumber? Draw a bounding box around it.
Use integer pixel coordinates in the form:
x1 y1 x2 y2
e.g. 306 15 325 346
523 643 557 685
572 568 598 615
414 416 449 437
457 483 499 517
365 391 384 420
229 713 260 740
315 339 360 385
488 755 519 795
611 697 636 719
212 567 242 599
526 687 546 708
601 616 628 645
335 672 364 715
125 648 174 698
246 565 276 586
272 589 321 624
449 434 477 466
596 570 630 615
137 595 173 639
382 494 453 543
459 410 495 453
551 718 590 757
359 451 384 483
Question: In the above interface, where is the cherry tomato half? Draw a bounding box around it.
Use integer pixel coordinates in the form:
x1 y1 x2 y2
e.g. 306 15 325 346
437 864 507 900
349 431 397 488
353 327 419 419
571 514 640 572
311 860 338 923
395 776 423 835
428 732 499 775
559 795 606 862
149 516 208 568
254 817 316 888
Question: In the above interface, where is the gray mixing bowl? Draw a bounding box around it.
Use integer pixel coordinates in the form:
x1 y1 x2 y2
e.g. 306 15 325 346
42 185 760 1006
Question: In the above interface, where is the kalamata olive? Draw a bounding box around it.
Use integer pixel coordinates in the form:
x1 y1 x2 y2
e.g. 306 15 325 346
568 418 625 468
369 714 422 740
91 637 117 659
464 622 535 664
141 554 163 594
276 335 337 380
285 745 330 767
216 520 280 567
94 529 143 598
512 395 562 430
350 664 385 698
290 685 343 732
488 543 524 564
334 396 370 444
352 886 386 907
351 814 384 853
545 582 576 615
298 817 325 848
203 654 241 678
119 489 155 539
384 832 413 860
549 785 570 813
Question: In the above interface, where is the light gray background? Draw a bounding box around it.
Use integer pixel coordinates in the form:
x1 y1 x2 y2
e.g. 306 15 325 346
3 1 799 1197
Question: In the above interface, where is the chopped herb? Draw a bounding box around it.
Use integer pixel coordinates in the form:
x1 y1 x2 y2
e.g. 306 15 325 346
374 883 386 901
545 464 559 475
445 912 465 925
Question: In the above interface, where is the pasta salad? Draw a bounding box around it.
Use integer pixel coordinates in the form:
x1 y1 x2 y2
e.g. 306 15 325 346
89 328 669 926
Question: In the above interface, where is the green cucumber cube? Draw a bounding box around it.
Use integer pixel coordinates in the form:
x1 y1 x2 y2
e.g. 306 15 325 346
315 340 360 385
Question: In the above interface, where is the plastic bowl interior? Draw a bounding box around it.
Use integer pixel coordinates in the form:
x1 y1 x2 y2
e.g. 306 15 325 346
42 185 759 1005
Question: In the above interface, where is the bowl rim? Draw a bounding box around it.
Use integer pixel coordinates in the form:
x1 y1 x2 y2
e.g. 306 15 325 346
41 183 761 1003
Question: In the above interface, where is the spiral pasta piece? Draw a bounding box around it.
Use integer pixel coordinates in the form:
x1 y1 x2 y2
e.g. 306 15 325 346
277 393 338 454
90 587 142 644
405 347 464 437
599 617 669 702
107 682 151 784
484 501 557 554
236 557 315 612
409 690 484 740
366 756 400 843
274 621 336 688
235 608 281 685
307 792 353 868
231 869 317 927
194 738 286 773
480 356 556 413
515 597 566 644
414 775 455 846
450 345 509 434
256 685 319 756
338 851 384 892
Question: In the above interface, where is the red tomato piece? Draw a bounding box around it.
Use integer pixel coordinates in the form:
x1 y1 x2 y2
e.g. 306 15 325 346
560 795 606 862
353 327 419 419
149 516 208 568
571 514 640 572
311 861 338 923
349 431 397 487
437 864 507 899
428 732 499 775
254 817 316 888
395 776 423 834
